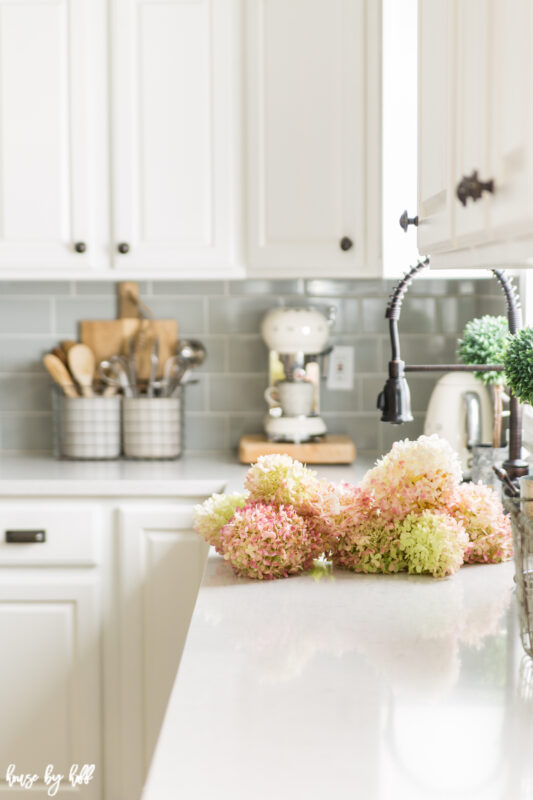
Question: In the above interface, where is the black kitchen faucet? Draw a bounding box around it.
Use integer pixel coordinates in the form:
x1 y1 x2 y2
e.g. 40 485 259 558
377 258 529 494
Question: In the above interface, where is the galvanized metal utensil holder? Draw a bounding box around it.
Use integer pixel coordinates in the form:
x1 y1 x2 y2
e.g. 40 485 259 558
53 386 121 460
504 496 533 658
122 390 183 460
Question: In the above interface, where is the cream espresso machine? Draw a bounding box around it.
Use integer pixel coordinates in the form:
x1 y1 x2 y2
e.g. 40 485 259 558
238 306 356 464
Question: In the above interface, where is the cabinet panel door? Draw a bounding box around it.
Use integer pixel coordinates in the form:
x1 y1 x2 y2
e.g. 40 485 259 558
111 0 240 273
453 0 491 246
0 0 105 272
247 0 371 275
0 578 101 798
489 0 533 241
417 0 454 253
117 505 209 798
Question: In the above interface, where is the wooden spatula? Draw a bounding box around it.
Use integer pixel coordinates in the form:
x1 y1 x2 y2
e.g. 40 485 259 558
68 344 95 397
43 354 79 398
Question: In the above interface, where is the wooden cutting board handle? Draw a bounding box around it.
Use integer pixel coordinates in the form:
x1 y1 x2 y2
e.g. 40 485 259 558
119 282 140 318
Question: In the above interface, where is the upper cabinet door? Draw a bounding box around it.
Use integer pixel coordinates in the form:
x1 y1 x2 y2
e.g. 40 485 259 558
0 0 106 273
418 0 533 267
453 0 491 247
111 0 241 274
489 0 533 242
417 0 454 254
246 0 380 277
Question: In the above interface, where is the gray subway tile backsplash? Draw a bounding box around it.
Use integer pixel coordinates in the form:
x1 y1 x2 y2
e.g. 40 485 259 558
0 297 53 334
0 276 500 455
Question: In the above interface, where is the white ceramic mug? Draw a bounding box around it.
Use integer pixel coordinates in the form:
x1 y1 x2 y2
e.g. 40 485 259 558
264 380 314 417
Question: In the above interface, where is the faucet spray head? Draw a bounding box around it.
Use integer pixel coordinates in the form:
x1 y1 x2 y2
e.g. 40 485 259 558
377 360 413 424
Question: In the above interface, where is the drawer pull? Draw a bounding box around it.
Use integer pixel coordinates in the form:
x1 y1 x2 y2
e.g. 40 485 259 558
5 530 46 544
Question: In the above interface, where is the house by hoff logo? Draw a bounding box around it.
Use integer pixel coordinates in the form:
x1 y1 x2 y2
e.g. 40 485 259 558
3 764 95 796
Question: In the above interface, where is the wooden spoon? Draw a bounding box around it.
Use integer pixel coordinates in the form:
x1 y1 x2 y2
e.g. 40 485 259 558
68 344 95 397
51 346 68 366
60 339 78 357
43 354 79 398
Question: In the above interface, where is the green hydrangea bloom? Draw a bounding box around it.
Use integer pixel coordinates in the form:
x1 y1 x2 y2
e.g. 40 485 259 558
193 492 248 554
397 510 468 578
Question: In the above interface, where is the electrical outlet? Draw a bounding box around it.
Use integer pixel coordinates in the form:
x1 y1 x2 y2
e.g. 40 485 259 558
326 346 354 391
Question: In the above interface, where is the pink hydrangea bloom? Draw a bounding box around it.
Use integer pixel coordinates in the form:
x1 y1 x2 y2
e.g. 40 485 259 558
331 488 407 574
446 482 512 564
396 510 468 578
220 503 322 580
244 454 318 506
298 479 342 549
361 434 462 522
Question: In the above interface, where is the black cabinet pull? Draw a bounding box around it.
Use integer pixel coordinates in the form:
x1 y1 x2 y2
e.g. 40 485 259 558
117 243 130 254
399 210 418 232
456 171 495 206
6 530 46 543
340 237 353 251
74 242 86 253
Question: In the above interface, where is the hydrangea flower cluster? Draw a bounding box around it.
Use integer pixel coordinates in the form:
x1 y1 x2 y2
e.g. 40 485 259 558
396 511 469 578
193 492 249 554
244 454 318 506
194 454 336 579
193 438 512 581
446 482 513 564
360 435 462 522
220 503 322 580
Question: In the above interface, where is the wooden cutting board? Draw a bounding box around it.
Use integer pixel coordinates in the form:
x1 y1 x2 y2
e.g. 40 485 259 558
238 435 356 464
80 319 178 380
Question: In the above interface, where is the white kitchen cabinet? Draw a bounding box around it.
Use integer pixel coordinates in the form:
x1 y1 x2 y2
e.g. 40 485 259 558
110 0 242 275
489 0 533 243
115 504 209 799
0 0 108 274
453 0 491 248
417 0 533 268
0 502 102 798
417 0 454 254
246 0 381 277
0 493 212 800
0 0 384 280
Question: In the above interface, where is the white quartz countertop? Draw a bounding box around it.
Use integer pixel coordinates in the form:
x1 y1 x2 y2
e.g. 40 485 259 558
0 452 375 495
143 555 532 800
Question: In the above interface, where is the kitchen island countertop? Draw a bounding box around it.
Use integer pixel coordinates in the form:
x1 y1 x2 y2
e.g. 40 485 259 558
143 554 531 800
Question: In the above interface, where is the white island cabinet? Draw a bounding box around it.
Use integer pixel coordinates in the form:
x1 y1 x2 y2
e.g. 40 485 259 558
0 470 217 800
418 0 533 268
0 502 102 799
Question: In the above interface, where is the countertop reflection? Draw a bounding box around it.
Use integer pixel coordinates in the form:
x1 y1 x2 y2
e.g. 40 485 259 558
144 556 532 800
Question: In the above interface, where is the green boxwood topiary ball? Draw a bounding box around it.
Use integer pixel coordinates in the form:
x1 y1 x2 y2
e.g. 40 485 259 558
504 327 533 405
457 315 509 386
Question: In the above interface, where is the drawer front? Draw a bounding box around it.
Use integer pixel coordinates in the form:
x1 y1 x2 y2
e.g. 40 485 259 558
0 503 100 566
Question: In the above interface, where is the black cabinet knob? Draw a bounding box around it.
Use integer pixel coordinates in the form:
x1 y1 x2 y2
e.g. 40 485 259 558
117 243 130 254
340 237 353 251
74 242 86 253
456 171 495 207
399 210 418 232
